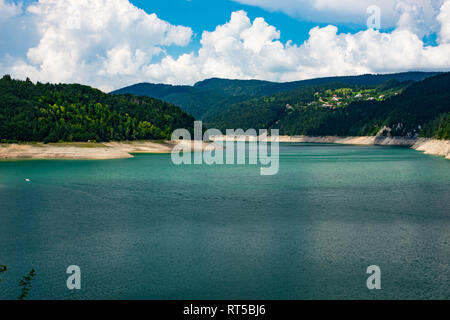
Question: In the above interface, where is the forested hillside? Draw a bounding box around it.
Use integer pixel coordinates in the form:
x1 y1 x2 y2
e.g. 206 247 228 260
0 75 194 143
2 71 448 143
207 73 450 139
112 72 437 120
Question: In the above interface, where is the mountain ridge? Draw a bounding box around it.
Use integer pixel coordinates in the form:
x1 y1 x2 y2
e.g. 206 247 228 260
208 72 450 140
111 72 439 119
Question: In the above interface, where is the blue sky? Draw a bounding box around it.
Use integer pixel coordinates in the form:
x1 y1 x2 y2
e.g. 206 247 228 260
1 0 449 90
131 0 375 56
135 0 444 60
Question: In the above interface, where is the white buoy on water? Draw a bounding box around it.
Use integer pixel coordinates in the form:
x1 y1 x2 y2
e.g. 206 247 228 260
25 179 31 182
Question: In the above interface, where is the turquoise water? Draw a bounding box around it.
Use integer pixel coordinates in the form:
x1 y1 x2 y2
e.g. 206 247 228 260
0 143 449 300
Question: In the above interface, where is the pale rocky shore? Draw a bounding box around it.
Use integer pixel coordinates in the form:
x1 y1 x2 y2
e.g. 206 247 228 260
411 138 450 159
210 135 450 160
0 140 215 160
1 137 449 160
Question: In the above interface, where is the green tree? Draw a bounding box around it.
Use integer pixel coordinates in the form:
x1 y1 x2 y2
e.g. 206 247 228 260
0 76 195 143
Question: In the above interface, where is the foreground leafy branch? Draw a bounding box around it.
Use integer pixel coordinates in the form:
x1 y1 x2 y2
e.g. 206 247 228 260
17 269 36 300
1 265 37 300
0 265 6 283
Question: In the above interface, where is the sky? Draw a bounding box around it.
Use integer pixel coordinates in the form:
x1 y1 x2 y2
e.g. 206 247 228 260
1 0 450 91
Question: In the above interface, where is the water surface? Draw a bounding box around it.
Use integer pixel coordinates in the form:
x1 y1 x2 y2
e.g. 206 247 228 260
0 144 449 299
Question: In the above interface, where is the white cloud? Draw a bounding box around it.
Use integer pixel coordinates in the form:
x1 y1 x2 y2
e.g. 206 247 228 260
233 0 443 32
437 1 450 43
1 0 450 90
2 0 193 91
142 6 450 85
0 0 22 21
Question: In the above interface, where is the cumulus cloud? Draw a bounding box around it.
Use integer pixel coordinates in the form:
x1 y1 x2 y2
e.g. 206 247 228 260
0 0 22 21
144 5 450 85
1 0 193 91
233 0 443 32
437 0 450 43
1 0 450 90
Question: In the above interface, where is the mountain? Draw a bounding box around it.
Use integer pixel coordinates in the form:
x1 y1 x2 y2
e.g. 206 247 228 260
0 75 194 143
111 72 438 120
111 81 254 120
209 72 450 139
2 71 446 144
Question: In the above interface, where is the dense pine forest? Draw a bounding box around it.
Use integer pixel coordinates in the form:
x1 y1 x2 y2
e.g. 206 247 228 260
112 72 437 120
206 73 450 140
1 72 449 143
0 75 194 143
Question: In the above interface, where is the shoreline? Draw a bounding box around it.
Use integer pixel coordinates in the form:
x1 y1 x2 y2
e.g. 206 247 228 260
0 137 449 160
210 135 450 160
0 140 215 160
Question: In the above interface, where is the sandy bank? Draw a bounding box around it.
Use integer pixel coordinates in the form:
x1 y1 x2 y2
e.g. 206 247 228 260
282 136 449 159
0 140 217 160
412 139 450 159
276 135 419 146
1 137 448 160
210 135 450 160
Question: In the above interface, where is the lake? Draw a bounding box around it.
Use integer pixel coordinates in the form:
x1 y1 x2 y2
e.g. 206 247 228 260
0 143 449 299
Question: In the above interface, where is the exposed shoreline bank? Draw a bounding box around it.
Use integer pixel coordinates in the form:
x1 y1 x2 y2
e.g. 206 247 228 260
0 137 449 160
0 140 213 160
210 135 450 160
282 136 450 159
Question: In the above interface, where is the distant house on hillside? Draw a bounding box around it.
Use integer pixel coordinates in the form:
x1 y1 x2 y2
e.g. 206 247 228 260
286 104 294 110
